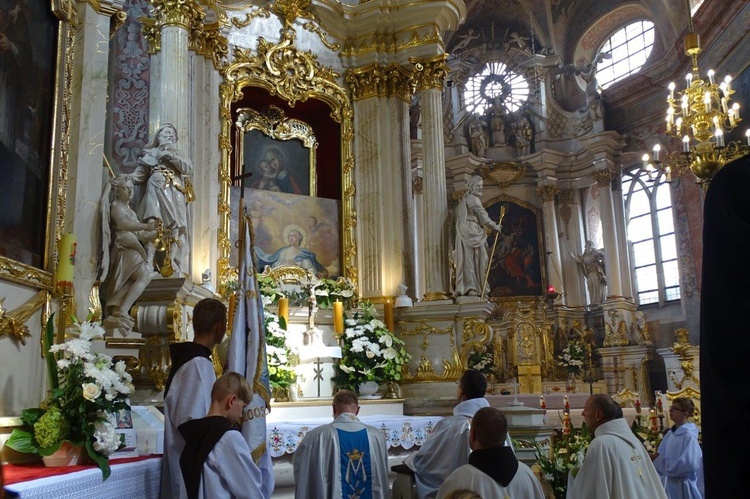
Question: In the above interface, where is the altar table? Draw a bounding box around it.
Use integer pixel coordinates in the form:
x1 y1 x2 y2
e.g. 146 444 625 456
267 415 442 458
5 456 161 498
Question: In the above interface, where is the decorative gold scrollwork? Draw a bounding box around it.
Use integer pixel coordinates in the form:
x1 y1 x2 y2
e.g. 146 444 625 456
411 53 449 91
218 28 356 296
0 291 47 346
400 321 461 381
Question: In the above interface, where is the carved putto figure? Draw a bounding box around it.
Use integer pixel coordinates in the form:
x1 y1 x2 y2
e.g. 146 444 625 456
132 123 194 277
571 240 607 305
453 175 502 297
98 174 157 334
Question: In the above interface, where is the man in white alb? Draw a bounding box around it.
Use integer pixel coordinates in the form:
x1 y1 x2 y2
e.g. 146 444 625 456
570 394 667 499
402 369 513 499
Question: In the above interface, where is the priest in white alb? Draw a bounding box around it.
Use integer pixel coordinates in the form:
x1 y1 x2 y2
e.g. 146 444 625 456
293 389 389 498
402 369 513 499
570 394 667 499
437 407 544 498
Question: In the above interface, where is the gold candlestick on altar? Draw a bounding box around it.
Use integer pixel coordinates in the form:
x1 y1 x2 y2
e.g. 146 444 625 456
333 301 344 340
383 298 394 332
278 297 289 327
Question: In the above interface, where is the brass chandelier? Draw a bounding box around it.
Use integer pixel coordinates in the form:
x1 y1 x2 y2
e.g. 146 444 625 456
642 10 749 187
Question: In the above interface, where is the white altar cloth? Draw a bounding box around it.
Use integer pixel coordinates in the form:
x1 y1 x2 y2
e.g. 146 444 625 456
6 456 162 499
267 415 442 458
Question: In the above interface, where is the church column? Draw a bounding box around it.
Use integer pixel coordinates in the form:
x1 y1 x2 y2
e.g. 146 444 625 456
414 55 450 301
593 168 623 298
187 22 227 286
557 189 587 307
611 174 634 299
147 0 204 145
347 64 411 299
65 0 124 314
537 183 563 297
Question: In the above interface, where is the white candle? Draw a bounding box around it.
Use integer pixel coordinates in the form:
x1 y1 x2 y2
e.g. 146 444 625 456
745 129 750 146
704 91 711 111
683 135 690 152
642 154 650 170
715 129 724 147
675 117 683 132
653 144 661 161
681 95 689 113
668 81 675 99
686 73 693 85
725 74 733 93
708 69 715 85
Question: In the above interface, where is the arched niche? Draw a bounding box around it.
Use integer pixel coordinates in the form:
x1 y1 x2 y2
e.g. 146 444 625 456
217 28 356 294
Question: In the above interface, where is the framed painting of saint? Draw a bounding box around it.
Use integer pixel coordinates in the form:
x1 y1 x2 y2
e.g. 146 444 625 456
0 0 59 280
235 106 317 196
229 187 341 279
485 198 544 297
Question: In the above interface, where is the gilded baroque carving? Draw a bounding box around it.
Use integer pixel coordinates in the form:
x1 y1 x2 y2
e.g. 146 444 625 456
400 320 461 381
603 320 629 347
670 328 699 389
479 162 526 188
536 184 559 202
149 0 204 30
0 292 47 346
189 21 229 70
302 22 340 51
345 63 414 102
230 6 271 29
140 17 160 54
218 28 356 295
593 169 614 187
271 0 313 28
557 189 574 239
411 54 449 91
342 24 443 57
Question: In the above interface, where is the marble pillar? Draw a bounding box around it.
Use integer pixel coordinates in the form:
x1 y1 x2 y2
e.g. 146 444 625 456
558 189 588 307
157 26 190 146
66 0 123 314
537 183 563 295
419 85 450 300
593 168 623 298
349 64 411 299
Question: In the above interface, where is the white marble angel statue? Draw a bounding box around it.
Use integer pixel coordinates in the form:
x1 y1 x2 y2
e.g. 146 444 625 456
98 174 158 334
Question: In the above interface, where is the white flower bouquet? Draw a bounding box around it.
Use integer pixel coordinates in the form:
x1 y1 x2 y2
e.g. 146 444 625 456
6 316 133 479
558 340 586 376
332 302 411 391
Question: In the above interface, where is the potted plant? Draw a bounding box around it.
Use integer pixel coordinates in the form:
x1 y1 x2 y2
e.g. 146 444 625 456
6 316 133 479
332 302 411 397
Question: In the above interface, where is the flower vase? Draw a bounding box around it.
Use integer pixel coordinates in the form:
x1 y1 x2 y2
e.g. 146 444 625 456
566 372 577 393
42 441 88 467
358 381 380 398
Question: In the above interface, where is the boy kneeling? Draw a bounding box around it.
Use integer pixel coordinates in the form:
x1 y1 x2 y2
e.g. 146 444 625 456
179 372 262 499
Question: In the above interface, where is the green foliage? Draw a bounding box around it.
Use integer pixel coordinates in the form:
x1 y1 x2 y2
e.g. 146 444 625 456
263 312 298 390
630 415 664 454
332 302 411 392
5 321 134 479
533 424 592 499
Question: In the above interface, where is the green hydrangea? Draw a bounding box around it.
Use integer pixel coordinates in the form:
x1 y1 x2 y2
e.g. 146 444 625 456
33 407 70 449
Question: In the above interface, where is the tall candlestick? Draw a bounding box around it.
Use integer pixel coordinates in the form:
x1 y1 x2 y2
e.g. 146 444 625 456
278 297 289 327
56 233 77 294
384 298 394 332
228 293 237 331
333 301 344 336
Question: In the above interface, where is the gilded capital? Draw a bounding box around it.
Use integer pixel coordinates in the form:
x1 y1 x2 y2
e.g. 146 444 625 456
593 169 614 187
411 54 449 91
150 0 205 31
190 21 229 69
140 17 161 54
346 63 414 102
536 185 559 202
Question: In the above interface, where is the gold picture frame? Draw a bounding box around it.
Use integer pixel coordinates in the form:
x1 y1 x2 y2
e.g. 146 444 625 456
0 0 76 290
235 106 317 196
217 28 356 295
